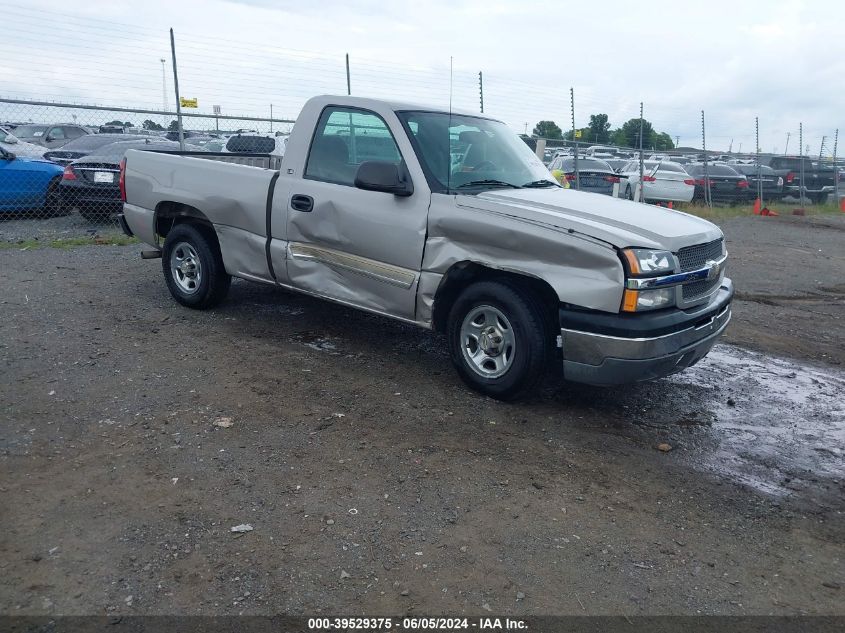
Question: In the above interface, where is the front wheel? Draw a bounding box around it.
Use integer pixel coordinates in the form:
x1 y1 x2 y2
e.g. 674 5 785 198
162 223 231 309
447 280 552 401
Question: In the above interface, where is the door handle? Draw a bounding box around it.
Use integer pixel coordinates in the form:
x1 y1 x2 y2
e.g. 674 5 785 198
290 194 313 212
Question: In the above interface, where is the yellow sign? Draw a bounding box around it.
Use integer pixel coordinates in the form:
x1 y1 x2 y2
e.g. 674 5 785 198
180 97 198 108
574 129 582 138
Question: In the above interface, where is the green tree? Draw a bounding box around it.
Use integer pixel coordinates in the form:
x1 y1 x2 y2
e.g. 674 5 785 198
587 113 611 144
168 120 180 131
104 120 128 127
532 120 563 139
142 119 164 131
612 118 656 149
124 121 134 128
653 132 675 150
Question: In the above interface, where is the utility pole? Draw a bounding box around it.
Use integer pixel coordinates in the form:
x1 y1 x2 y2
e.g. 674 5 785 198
819 135 826 160
675 135 680 149
638 102 644 202
270 104 273 133
478 71 484 113
169 28 184 151
571 87 579 191
160 58 168 112
784 132 791 155
345 54 351 96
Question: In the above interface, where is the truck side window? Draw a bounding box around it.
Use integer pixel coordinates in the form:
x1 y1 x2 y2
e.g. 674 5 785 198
305 106 402 187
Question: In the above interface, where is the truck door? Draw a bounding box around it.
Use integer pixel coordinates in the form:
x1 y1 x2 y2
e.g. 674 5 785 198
285 106 428 321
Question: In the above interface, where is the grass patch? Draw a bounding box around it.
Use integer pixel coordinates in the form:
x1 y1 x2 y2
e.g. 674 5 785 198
0 235 139 250
676 201 843 220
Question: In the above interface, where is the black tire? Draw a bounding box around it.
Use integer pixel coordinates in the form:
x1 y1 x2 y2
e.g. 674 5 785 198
625 185 633 200
446 279 553 401
809 193 828 205
38 177 68 218
161 223 231 309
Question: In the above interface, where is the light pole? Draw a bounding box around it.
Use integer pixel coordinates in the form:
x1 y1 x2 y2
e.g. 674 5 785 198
160 58 168 112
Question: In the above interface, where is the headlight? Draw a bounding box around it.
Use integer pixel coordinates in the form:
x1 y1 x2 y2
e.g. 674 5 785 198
620 248 677 312
621 248 675 275
622 288 674 312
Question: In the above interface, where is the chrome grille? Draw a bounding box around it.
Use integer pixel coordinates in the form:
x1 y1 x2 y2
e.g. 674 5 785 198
683 277 720 301
677 238 724 272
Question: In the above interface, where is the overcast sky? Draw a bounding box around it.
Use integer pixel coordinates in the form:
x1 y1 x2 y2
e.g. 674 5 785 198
3 0 842 152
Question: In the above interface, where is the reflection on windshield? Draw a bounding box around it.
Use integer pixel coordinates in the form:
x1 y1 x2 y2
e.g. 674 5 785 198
398 111 557 193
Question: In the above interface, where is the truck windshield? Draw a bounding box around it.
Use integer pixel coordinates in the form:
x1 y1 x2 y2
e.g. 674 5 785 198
397 111 556 193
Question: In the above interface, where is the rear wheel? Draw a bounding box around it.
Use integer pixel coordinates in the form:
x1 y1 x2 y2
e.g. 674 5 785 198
625 184 633 200
809 193 828 205
162 223 230 309
37 177 67 218
447 280 552 401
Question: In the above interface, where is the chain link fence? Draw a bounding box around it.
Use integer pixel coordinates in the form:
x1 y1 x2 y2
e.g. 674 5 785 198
0 98 292 244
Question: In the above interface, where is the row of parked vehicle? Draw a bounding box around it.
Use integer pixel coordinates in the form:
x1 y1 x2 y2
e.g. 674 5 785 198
0 122 289 220
545 147 844 205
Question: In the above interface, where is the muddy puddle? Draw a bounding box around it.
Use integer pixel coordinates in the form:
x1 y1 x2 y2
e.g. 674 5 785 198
668 344 845 500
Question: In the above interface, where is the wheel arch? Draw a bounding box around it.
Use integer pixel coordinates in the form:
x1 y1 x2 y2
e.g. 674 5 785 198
154 201 215 245
430 261 559 334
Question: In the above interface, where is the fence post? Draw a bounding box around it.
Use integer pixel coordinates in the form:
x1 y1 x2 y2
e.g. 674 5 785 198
702 110 711 208
834 129 840 205
638 102 644 202
756 116 762 206
169 28 184 151
799 122 805 206
478 71 484 113
570 87 579 191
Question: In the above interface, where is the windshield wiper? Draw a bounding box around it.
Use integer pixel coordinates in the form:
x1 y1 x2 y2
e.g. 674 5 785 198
456 179 521 189
522 179 560 188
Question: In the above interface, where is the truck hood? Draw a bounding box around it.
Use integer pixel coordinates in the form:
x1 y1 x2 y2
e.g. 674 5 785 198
459 188 722 252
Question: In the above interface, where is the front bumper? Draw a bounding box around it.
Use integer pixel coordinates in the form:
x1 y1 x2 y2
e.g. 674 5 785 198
559 279 733 386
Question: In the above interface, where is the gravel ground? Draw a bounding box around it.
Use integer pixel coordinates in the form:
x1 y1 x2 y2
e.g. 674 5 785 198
0 211 124 243
0 215 843 617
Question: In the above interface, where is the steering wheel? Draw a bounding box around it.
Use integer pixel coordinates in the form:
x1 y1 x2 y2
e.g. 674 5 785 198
472 160 499 172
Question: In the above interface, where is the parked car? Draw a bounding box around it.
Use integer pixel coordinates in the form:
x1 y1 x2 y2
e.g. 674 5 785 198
585 145 618 157
0 145 64 216
619 160 695 203
164 129 208 142
11 124 92 149
760 156 840 204
224 133 288 157
0 126 48 159
548 156 620 195
120 95 732 401
604 158 630 173
43 134 165 167
730 164 784 201
61 139 196 221
685 163 749 204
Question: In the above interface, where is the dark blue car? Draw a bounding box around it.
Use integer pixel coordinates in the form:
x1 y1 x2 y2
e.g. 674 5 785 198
0 145 64 216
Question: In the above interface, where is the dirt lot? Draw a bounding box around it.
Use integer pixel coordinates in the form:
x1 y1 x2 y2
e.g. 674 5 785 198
1 214 843 616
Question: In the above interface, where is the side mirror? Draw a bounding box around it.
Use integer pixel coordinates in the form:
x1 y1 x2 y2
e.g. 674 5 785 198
0 148 15 161
354 161 413 197
44 136 54 143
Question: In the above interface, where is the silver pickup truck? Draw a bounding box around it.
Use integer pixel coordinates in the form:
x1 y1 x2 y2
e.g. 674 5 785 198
120 95 732 400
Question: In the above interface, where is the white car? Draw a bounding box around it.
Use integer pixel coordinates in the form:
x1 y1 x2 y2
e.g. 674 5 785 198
0 126 48 159
619 160 695 203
